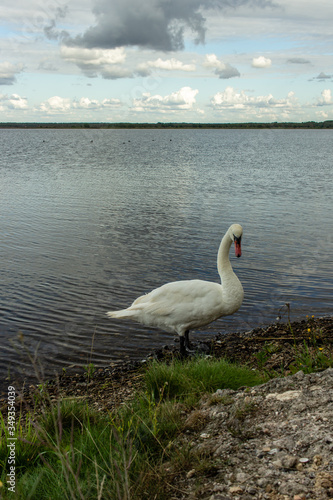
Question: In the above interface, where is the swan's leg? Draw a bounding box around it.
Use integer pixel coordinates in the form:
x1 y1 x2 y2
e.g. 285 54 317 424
179 336 187 357
179 331 195 358
185 330 192 350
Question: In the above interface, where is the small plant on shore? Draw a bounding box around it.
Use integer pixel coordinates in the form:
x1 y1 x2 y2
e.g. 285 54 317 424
255 342 280 371
290 323 333 374
276 305 333 375
226 399 259 441
84 362 96 381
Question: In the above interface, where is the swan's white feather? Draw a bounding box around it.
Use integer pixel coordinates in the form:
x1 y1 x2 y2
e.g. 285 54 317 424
107 280 227 335
107 224 244 339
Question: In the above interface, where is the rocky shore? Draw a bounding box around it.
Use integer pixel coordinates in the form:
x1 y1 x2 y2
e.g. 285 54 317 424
9 315 331 413
172 367 333 499
1 316 332 499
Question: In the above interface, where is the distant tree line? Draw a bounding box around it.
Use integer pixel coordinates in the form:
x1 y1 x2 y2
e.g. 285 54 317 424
1 121 333 129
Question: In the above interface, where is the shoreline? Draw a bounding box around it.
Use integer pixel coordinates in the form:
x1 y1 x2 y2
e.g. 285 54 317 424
0 315 332 499
1 315 332 417
1 120 333 129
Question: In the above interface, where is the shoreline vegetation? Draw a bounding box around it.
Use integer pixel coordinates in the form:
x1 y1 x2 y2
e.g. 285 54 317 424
1 120 333 129
0 314 332 498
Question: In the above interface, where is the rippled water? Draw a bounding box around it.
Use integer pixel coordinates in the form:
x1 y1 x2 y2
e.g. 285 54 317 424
0 128 332 388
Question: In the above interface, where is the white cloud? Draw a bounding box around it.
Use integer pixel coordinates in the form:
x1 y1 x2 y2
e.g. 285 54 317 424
0 93 28 109
317 110 329 119
61 46 126 66
252 56 272 69
73 97 100 109
38 95 122 115
39 96 71 113
211 87 247 109
60 46 130 78
101 98 122 108
204 54 224 70
203 54 240 79
317 89 332 106
136 58 196 76
100 67 132 79
7 93 28 109
211 87 297 111
73 97 121 109
132 86 198 112
0 62 23 85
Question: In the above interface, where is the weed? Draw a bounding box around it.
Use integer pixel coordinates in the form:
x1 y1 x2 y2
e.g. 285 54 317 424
255 342 280 370
290 339 333 374
84 363 96 381
288 312 333 374
205 393 234 407
226 400 258 441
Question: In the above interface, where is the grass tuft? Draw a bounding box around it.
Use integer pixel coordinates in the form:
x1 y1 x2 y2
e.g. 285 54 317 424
144 356 266 404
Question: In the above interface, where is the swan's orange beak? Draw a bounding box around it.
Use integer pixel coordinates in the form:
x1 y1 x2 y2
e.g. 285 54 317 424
234 239 242 258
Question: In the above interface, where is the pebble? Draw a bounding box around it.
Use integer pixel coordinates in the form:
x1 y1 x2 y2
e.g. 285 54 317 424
266 390 302 401
235 472 249 483
281 455 298 469
186 469 196 479
229 485 243 494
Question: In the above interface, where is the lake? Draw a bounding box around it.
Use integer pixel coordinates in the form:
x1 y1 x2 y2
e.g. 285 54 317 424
0 128 332 388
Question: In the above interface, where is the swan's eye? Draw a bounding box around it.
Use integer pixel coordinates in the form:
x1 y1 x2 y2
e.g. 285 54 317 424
233 234 241 243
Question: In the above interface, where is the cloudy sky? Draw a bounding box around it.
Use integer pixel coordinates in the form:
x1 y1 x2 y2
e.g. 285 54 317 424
1 0 333 122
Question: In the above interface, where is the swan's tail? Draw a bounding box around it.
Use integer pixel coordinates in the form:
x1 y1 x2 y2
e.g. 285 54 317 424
106 309 136 320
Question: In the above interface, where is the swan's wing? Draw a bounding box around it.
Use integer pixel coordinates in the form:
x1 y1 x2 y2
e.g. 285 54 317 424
131 280 223 324
130 283 182 316
132 280 214 306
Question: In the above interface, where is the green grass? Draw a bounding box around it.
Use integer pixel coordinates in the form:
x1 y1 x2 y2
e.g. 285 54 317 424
2 308 331 498
144 356 266 403
1 327 332 499
0 356 267 499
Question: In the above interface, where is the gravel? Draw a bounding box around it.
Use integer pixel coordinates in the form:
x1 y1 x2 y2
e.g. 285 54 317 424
171 368 333 499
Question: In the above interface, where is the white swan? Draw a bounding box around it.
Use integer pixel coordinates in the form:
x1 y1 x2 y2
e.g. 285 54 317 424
107 224 244 356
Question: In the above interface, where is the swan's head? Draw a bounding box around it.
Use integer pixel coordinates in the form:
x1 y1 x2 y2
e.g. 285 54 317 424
229 224 243 258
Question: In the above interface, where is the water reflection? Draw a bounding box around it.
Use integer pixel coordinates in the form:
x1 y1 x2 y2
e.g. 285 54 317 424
0 128 332 388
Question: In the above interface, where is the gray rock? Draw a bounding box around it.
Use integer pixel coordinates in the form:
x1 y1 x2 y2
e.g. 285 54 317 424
281 455 298 469
170 367 333 499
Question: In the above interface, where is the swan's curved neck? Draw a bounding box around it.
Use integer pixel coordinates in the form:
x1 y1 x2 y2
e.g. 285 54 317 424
217 232 233 279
